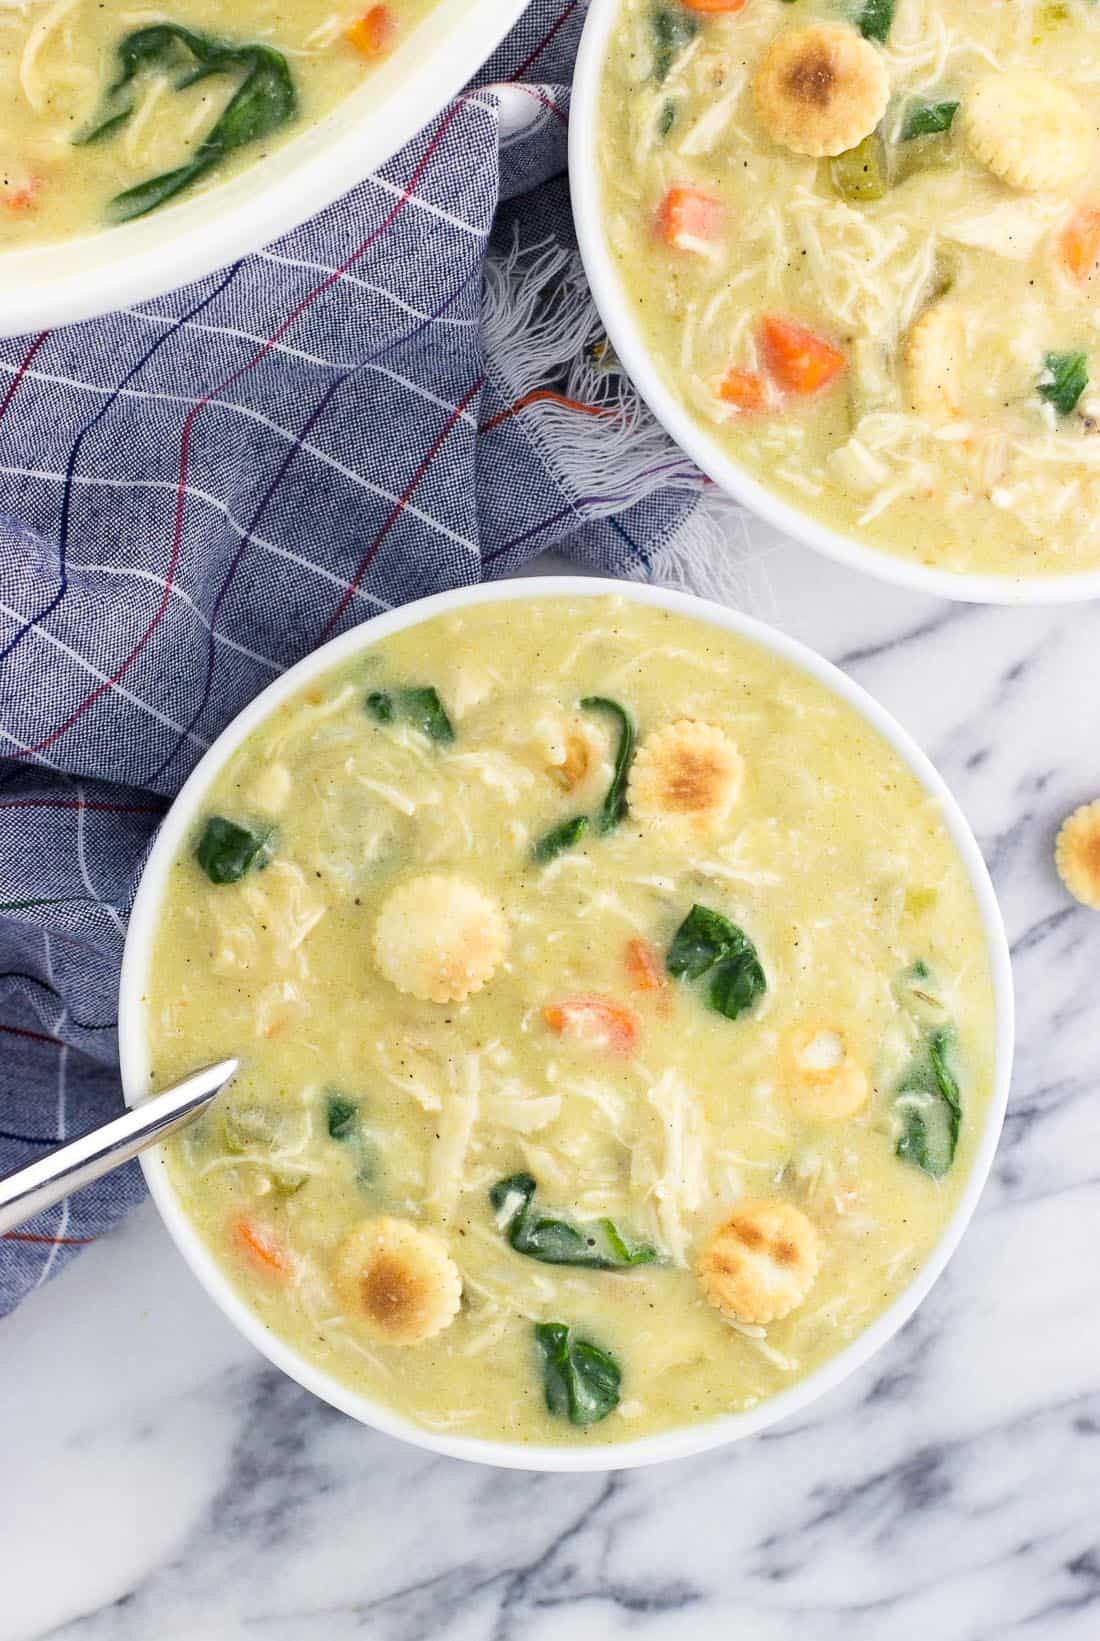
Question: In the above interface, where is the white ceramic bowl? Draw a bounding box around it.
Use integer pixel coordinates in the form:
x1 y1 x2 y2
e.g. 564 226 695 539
0 0 530 337
569 0 1100 606
118 576 1014 1470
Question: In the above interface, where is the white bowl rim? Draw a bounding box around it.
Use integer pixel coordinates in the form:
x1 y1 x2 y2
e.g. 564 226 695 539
0 0 528 336
119 574 1015 1471
567 0 1100 607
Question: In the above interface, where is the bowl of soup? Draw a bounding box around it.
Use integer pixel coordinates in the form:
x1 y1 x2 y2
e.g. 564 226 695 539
570 0 1100 602
0 0 529 334
118 578 1013 1468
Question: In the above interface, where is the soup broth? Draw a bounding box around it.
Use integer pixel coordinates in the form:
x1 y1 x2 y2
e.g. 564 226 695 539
0 0 430 247
596 0 1100 578
144 596 996 1447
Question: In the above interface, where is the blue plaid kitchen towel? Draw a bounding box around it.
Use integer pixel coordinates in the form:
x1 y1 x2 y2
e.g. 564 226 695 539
0 1 715 1313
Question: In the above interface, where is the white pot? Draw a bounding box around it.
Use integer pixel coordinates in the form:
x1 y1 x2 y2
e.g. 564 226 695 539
118 576 1015 1470
568 0 1100 604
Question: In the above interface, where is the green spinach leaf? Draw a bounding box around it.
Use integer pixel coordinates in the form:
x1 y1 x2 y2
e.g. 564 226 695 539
579 696 636 833
1039 350 1089 416
858 0 895 41
901 99 958 139
666 903 748 979
80 26 296 222
658 99 677 137
895 1026 961 1178
532 814 589 864
895 957 948 1019
667 904 766 1020
651 5 697 84
326 1094 359 1141
325 1091 378 1185
366 691 395 723
490 1174 657 1269
534 1321 622 1426
708 948 767 1020
366 686 454 742
195 816 271 884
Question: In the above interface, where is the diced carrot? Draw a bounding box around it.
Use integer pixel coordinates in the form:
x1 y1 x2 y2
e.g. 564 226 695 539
1059 205 1100 283
346 5 395 56
624 937 667 994
231 1216 291 1279
555 727 591 792
717 367 769 413
758 315 846 396
656 185 722 252
683 0 747 11
543 995 641 1056
3 177 41 215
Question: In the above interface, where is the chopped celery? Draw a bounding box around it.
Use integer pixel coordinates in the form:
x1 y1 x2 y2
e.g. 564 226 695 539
222 1102 279 1153
894 130 954 182
830 131 889 202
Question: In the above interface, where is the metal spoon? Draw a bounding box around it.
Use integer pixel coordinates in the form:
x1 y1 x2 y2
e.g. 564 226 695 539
0 1058 237 1236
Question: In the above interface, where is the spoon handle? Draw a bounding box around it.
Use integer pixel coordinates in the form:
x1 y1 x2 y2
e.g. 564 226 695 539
0 1058 238 1236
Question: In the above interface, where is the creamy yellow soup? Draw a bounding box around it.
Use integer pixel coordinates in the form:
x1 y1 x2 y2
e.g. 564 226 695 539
598 0 1100 578
143 596 996 1447
0 0 428 247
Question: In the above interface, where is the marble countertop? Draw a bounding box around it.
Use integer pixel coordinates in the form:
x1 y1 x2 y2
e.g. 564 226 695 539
4 531 1099 1641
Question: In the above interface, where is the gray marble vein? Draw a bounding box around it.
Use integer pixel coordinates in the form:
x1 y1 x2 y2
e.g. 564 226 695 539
3 530 1099 1641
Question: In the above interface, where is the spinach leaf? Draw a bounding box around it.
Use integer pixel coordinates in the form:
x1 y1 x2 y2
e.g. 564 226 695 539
579 696 636 833
901 99 958 140
895 1027 961 1178
895 957 947 1019
326 1094 359 1141
666 903 748 979
325 1091 378 1185
532 814 589 864
366 691 395 723
708 948 767 1020
858 0 895 41
600 1218 656 1266
195 815 271 884
667 904 766 1020
1039 350 1089 416
534 1322 621 1426
658 99 677 137
490 1174 657 1269
367 686 454 742
80 26 296 222
651 5 697 84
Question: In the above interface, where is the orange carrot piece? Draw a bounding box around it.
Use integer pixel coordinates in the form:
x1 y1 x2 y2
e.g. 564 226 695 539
759 316 845 396
682 0 747 11
3 178 41 215
717 367 769 413
1059 205 1100 283
656 185 722 252
543 995 641 1056
231 1216 291 1278
624 937 667 994
346 5 395 56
